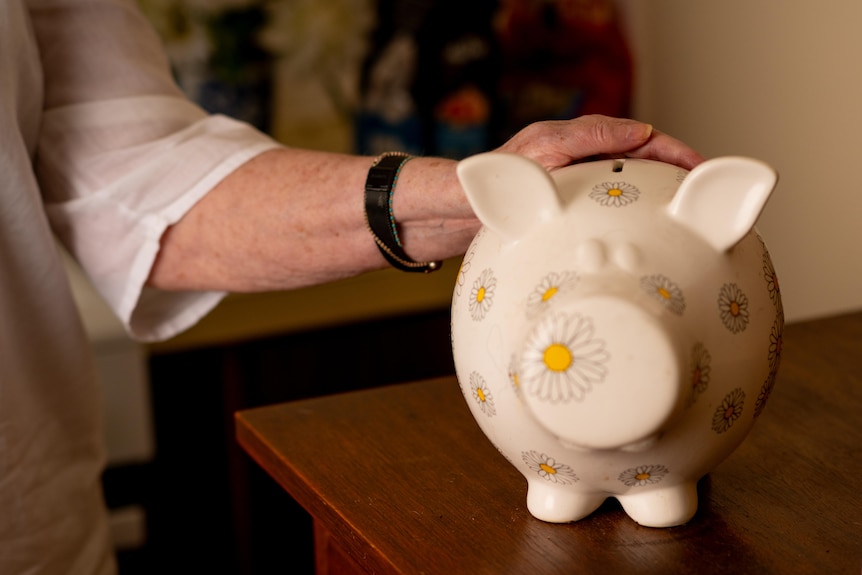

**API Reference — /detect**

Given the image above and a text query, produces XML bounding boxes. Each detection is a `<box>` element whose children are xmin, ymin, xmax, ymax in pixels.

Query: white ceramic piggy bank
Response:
<box><xmin>450</xmin><ymin>153</ymin><xmax>782</xmax><ymax>527</ymax></box>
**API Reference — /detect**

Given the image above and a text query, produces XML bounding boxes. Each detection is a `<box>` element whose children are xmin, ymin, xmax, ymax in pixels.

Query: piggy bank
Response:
<box><xmin>450</xmin><ymin>153</ymin><xmax>782</xmax><ymax>527</ymax></box>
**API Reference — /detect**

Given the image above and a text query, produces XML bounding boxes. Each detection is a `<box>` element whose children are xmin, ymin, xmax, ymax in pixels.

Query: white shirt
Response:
<box><xmin>2</xmin><ymin>1</ymin><xmax>280</xmax><ymax>572</ymax></box>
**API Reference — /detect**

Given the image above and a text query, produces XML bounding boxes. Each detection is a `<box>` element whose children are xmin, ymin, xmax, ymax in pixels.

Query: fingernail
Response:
<box><xmin>628</xmin><ymin>123</ymin><xmax>653</xmax><ymax>142</ymax></box>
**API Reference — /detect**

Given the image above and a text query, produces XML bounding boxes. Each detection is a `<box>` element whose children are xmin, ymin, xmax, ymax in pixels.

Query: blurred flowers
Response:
<box><xmin>137</xmin><ymin>0</ymin><xmax>375</xmax><ymax>144</ymax></box>
<box><xmin>138</xmin><ymin>0</ymin><xmax>265</xmax><ymax>84</ymax></box>
<box><xmin>258</xmin><ymin>0</ymin><xmax>373</xmax><ymax>80</ymax></box>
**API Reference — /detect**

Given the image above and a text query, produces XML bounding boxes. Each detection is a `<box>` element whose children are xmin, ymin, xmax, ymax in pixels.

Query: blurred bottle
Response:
<box><xmin>414</xmin><ymin>0</ymin><xmax>501</xmax><ymax>159</ymax></box>
<box><xmin>356</xmin><ymin>0</ymin><xmax>501</xmax><ymax>159</ymax></box>
<box><xmin>355</xmin><ymin>0</ymin><xmax>431</xmax><ymax>156</ymax></box>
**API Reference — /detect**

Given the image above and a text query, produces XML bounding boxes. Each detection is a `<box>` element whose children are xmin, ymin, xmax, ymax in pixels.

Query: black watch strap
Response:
<box><xmin>364</xmin><ymin>153</ymin><xmax>442</xmax><ymax>273</ymax></box>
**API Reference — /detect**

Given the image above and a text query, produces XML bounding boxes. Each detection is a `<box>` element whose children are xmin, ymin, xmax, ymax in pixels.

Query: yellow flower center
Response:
<box><xmin>476</xmin><ymin>286</ymin><xmax>486</xmax><ymax>303</ymax></box>
<box><xmin>476</xmin><ymin>387</ymin><xmax>486</xmax><ymax>402</ymax></box>
<box><xmin>635</xmin><ymin>472</ymin><xmax>651</xmax><ymax>481</ymax></box>
<box><xmin>730</xmin><ymin>301</ymin><xmax>740</xmax><ymax>316</ymax></box>
<box><xmin>608</xmin><ymin>188</ymin><xmax>623</xmax><ymax>197</ymax></box>
<box><xmin>541</xmin><ymin>286</ymin><xmax>559</xmax><ymax>302</ymax></box>
<box><xmin>539</xmin><ymin>463</ymin><xmax>558</xmax><ymax>475</ymax></box>
<box><xmin>543</xmin><ymin>343</ymin><xmax>573</xmax><ymax>372</ymax></box>
<box><xmin>657</xmin><ymin>287</ymin><xmax>672</xmax><ymax>300</ymax></box>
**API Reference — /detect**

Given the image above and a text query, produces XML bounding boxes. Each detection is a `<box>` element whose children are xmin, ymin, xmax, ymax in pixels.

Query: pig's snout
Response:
<box><xmin>518</xmin><ymin>295</ymin><xmax>683</xmax><ymax>451</ymax></box>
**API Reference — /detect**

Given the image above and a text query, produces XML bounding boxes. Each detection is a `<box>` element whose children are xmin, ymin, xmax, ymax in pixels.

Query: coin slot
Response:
<box><xmin>612</xmin><ymin>159</ymin><xmax>625</xmax><ymax>173</ymax></box>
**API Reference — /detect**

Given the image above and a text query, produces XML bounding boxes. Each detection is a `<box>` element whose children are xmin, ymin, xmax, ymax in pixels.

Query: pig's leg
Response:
<box><xmin>615</xmin><ymin>482</ymin><xmax>698</xmax><ymax>527</ymax></box>
<box><xmin>525</xmin><ymin>480</ymin><xmax>606</xmax><ymax>523</ymax></box>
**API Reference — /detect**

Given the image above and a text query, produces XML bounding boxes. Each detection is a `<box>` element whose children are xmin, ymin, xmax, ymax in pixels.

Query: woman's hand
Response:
<box><xmin>498</xmin><ymin>114</ymin><xmax>704</xmax><ymax>172</ymax></box>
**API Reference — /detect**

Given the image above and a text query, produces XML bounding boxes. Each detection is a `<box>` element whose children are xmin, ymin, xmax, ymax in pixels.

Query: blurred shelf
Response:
<box><xmin>147</xmin><ymin>257</ymin><xmax>462</xmax><ymax>354</ymax></box>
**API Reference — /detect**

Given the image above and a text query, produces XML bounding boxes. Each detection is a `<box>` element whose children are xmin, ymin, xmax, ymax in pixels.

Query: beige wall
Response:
<box><xmin>618</xmin><ymin>1</ymin><xmax>862</xmax><ymax>323</ymax></box>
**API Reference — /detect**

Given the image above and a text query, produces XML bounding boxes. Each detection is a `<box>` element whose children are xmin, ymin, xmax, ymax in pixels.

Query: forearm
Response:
<box><xmin>147</xmin><ymin>148</ymin><xmax>477</xmax><ymax>292</ymax></box>
<box><xmin>147</xmin><ymin>115</ymin><xmax>704</xmax><ymax>294</ymax></box>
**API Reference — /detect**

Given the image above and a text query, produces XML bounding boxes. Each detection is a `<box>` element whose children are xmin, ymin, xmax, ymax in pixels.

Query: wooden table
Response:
<box><xmin>236</xmin><ymin>311</ymin><xmax>862</xmax><ymax>574</ymax></box>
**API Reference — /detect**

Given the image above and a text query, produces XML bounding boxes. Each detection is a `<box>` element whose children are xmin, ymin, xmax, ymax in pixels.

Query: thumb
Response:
<box><xmin>562</xmin><ymin>115</ymin><xmax>654</xmax><ymax>157</ymax></box>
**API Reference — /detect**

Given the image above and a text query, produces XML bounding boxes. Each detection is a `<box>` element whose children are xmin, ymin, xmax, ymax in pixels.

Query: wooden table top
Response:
<box><xmin>236</xmin><ymin>311</ymin><xmax>862</xmax><ymax>574</ymax></box>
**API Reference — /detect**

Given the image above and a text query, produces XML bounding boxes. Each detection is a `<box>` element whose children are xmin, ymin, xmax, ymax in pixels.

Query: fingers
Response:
<box><xmin>624</xmin><ymin>128</ymin><xmax>705</xmax><ymax>170</ymax></box>
<box><xmin>497</xmin><ymin>114</ymin><xmax>703</xmax><ymax>171</ymax></box>
<box><xmin>497</xmin><ymin>115</ymin><xmax>651</xmax><ymax>169</ymax></box>
<box><xmin>554</xmin><ymin>115</ymin><xmax>656</xmax><ymax>158</ymax></box>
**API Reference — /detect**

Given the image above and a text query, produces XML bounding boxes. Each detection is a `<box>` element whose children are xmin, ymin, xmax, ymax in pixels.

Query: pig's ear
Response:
<box><xmin>668</xmin><ymin>156</ymin><xmax>778</xmax><ymax>252</ymax></box>
<box><xmin>457</xmin><ymin>152</ymin><xmax>561</xmax><ymax>242</ymax></box>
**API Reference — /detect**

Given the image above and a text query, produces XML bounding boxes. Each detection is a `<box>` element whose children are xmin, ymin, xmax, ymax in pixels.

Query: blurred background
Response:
<box><xmin>65</xmin><ymin>1</ymin><xmax>861</xmax><ymax>573</ymax></box>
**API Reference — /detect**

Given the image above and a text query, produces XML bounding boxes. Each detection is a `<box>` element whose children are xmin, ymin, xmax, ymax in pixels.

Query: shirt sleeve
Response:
<box><xmin>29</xmin><ymin>0</ymin><xmax>283</xmax><ymax>342</ymax></box>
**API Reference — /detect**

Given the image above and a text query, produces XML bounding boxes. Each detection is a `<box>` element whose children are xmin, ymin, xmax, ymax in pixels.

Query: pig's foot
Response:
<box><xmin>525</xmin><ymin>481</ymin><xmax>606</xmax><ymax>523</ymax></box>
<box><xmin>616</xmin><ymin>482</ymin><xmax>698</xmax><ymax>527</ymax></box>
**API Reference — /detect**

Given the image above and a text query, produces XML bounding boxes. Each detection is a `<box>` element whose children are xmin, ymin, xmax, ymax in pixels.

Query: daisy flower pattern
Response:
<box><xmin>526</xmin><ymin>271</ymin><xmax>579</xmax><ymax>316</ymax></box>
<box><xmin>469</xmin><ymin>268</ymin><xmax>497</xmax><ymax>321</ymax></box>
<box><xmin>718</xmin><ymin>283</ymin><xmax>749</xmax><ymax>333</ymax></box>
<box><xmin>687</xmin><ymin>342</ymin><xmax>711</xmax><ymax>406</ymax></box>
<box><xmin>618</xmin><ymin>464</ymin><xmax>669</xmax><ymax>487</ymax></box>
<box><xmin>754</xmin><ymin>373</ymin><xmax>776</xmax><ymax>418</ymax></box>
<box><xmin>469</xmin><ymin>371</ymin><xmax>496</xmax><ymax>417</ymax></box>
<box><xmin>712</xmin><ymin>388</ymin><xmax>746</xmax><ymax>433</ymax></box>
<box><xmin>763</xmin><ymin>252</ymin><xmax>781</xmax><ymax>308</ymax></box>
<box><xmin>768</xmin><ymin>316</ymin><xmax>784</xmax><ymax>373</ymax></box>
<box><xmin>641</xmin><ymin>274</ymin><xmax>686</xmax><ymax>315</ymax></box>
<box><xmin>507</xmin><ymin>355</ymin><xmax>522</xmax><ymax>397</ymax></box>
<box><xmin>520</xmin><ymin>312</ymin><xmax>610</xmax><ymax>404</ymax></box>
<box><xmin>590</xmin><ymin>181</ymin><xmax>640</xmax><ymax>207</ymax></box>
<box><xmin>522</xmin><ymin>450</ymin><xmax>579</xmax><ymax>485</ymax></box>
<box><xmin>454</xmin><ymin>244</ymin><xmax>475</xmax><ymax>299</ymax></box>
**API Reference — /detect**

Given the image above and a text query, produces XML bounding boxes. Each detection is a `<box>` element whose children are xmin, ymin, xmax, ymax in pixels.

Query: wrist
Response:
<box><xmin>390</xmin><ymin>156</ymin><xmax>467</xmax><ymax>222</ymax></box>
<box><xmin>364</xmin><ymin>152</ymin><xmax>443</xmax><ymax>273</ymax></box>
